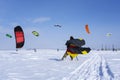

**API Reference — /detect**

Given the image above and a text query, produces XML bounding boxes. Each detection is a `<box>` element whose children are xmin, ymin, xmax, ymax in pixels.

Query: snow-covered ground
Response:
<box><xmin>0</xmin><ymin>49</ymin><xmax>120</xmax><ymax>80</ymax></box>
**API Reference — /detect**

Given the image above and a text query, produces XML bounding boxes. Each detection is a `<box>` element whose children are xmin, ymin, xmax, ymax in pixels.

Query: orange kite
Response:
<box><xmin>85</xmin><ymin>24</ymin><xmax>90</xmax><ymax>34</ymax></box>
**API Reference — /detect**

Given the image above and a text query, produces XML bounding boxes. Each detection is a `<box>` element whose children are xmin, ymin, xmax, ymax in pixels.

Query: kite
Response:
<box><xmin>32</xmin><ymin>31</ymin><xmax>39</xmax><ymax>37</ymax></box>
<box><xmin>85</xmin><ymin>24</ymin><xmax>90</xmax><ymax>34</ymax></box>
<box><xmin>106</xmin><ymin>33</ymin><xmax>112</xmax><ymax>37</ymax></box>
<box><xmin>54</xmin><ymin>24</ymin><xmax>62</xmax><ymax>28</ymax></box>
<box><xmin>14</xmin><ymin>26</ymin><xmax>25</xmax><ymax>48</ymax></box>
<box><xmin>6</xmin><ymin>34</ymin><xmax>12</xmax><ymax>38</ymax></box>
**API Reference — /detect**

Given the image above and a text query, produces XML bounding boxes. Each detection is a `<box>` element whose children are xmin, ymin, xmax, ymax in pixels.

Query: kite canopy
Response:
<box><xmin>85</xmin><ymin>24</ymin><xmax>90</xmax><ymax>34</ymax></box>
<box><xmin>14</xmin><ymin>26</ymin><xmax>25</xmax><ymax>48</ymax></box>
<box><xmin>106</xmin><ymin>33</ymin><xmax>112</xmax><ymax>37</ymax></box>
<box><xmin>6</xmin><ymin>34</ymin><xmax>12</xmax><ymax>38</ymax></box>
<box><xmin>32</xmin><ymin>31</ymin><xmax>39</xmax><ymax>37</ymax></box>
<box><xmin>54</xmin><ymin>24</ymin><xmax>61</xmax><ymax>28</ymax></box>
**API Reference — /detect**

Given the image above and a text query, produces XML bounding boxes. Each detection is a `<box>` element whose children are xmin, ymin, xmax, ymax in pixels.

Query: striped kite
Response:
<box><xmin>14</xmin><ymin>26</ymin><xmax>25</xmax><ymax>48</ymax></box>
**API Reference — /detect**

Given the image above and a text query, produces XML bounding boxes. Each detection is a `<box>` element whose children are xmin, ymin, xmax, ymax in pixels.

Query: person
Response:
<box><xmin>61</xmin><ymin>36</ymin><xmax>91</xmax><ymax>60</ymax></box>
<box><xmin>61</xmin><ymin>36</ymin><xmax>75</xmax><ymax>60</ymax></box>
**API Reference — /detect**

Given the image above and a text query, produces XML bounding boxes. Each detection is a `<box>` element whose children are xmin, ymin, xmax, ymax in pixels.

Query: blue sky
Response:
<box><xmin>0</xmin><ymin>0</ymin><xmax>120</xmax><ymax>50</ymax></box>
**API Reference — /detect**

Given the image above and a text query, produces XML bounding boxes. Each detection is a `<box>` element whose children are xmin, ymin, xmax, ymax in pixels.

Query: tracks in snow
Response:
<box><xmin>62</xmin><ymin>54</ymin><xmax>114</xmax><ymax>80</ymax></box>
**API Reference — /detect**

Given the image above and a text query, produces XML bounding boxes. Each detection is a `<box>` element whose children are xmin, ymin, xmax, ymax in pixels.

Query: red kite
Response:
<box><xmin>14</xmin><ymin>26</ymin><xmax>25</xmax><ymax>48</ymax></box>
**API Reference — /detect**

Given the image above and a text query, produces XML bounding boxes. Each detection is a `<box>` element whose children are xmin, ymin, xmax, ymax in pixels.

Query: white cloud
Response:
<box><xmin>33</xmin><ymin>17</ymin><xmax>51</xmax><ymax>23</ymax></box>
<box><xmin>10</xmin><ymin>22</ymin><xmax>20</xmax><ymax>27</ymax></box>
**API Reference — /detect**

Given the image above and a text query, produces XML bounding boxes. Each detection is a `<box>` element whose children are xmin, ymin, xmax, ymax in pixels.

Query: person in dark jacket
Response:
<box><xmin>61</xmin><ymin>36</ymin><xmax>75</xmax><ymax>60</ymax></box>
<box><xmin>61</xmin><ymin>36</ymin><xmax>91</xmax><ymax>60</ymax></box>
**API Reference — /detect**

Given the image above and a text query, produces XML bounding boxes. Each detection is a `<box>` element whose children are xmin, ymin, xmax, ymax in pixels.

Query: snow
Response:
<box><xmin>0</xmin><ymin>49</ymin><xmax>120</xmax><ymax>80</ymax></box>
